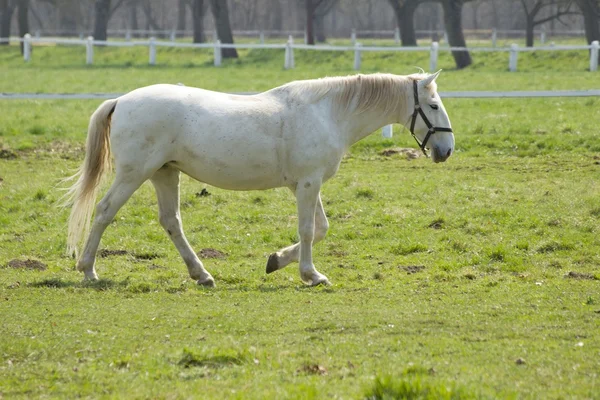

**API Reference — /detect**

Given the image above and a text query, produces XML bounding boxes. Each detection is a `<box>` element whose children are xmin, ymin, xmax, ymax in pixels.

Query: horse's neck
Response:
<box><xmin>341</xmin><ymin>102</ymin><xmax>410</xmax><ymax>147</ymax></box>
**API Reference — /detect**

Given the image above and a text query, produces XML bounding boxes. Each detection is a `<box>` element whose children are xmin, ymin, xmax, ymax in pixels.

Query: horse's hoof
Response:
<box><xmin>311</xmin><ymin>278</ymin><xmax>331</xmax><ymax>287</ymax></box>
<box><xmin>82</xmin><ymin>272</ymin><xmax>99</xmax><ymax>281</ymax></box>
<box><xmin>197</xmin><ymin>277</ymin><xmax>216</xmax><ymax>288</ymax></box>
<box><xmin>266</xmin><ymin>253</ymin><xmax>279</xmax><ymax>274</ymax></box>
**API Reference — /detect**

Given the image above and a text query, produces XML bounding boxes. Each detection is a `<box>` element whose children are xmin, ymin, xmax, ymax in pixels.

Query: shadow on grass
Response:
<box><xmin>28</xmin><ymin>278</ymin><xmax>125</xmax><ymax>290</ymax></box>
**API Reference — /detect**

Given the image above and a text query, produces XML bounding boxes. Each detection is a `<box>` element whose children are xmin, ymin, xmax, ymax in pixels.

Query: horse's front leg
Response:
<box><xmin>266</xmin><ymin>193</ymin><xmax>328</xmax><ymax>273</ymax></box>
<box><xmin>293</xmin><ymin>179</ymin><xmax>330</xmax><ymax>286</ymax></box>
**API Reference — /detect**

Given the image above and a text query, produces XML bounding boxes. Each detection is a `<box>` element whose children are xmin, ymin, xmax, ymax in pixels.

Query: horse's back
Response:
<box><xmin>108</xmin><ymin>84</ymin><xmax>291</xmax><ymax>190</ymax></box>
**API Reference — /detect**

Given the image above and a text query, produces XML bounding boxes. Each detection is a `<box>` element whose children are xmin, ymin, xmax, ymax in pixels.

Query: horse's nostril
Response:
<box><xmin>446</xmin><ymin>148</ymin><xmax>452</xmax><ymax>157</ymax></box>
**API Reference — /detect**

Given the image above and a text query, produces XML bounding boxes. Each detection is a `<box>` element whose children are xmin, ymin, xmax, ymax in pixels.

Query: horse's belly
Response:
<box><xmin>172</xmin><ymin>140</ymin><xmax>285</xmax><ymax>190</ymax></box>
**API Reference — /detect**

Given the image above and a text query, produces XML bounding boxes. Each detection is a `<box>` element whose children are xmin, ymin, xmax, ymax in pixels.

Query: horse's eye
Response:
<box><xmin>429</xmin><ymin>104</ymin><xmax>439</xmax><ymax>110</ymax></box>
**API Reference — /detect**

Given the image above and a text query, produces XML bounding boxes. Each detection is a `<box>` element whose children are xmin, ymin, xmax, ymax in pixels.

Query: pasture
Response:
<box><xmin>1</xmin><ymin>44</ymin><xmax>599</xmax><ymax>398</ymax></box>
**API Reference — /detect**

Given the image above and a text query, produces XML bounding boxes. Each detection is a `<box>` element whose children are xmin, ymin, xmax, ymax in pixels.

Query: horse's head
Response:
<box><xmin>406</xmin><ymin>71</ymin><xmax>454</xmax><ymax>163</ymax></box>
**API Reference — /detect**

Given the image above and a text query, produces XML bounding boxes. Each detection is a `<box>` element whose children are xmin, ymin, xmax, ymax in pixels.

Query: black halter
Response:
<box><xmin>409</xmin><ymin>80</ymin><xmax>453</xmax><ymax>157</ymax></box>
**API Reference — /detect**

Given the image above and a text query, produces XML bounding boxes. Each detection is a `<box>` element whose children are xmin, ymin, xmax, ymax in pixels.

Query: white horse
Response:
<box><xmin>65</xmin><ymin>71</ymin><xmax>454</xmax><ymax>287</ymax></box>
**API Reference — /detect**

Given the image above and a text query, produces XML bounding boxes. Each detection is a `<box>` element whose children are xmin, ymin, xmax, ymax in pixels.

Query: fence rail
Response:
<box><xmin>5</xmin><ymin>34</ymin><xmax>599</xmax><ymax>73</ymax></box>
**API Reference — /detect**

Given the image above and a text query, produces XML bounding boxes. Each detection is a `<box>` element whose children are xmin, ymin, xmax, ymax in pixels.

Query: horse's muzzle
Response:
<box><xmin>431</xmin><ymin>146</ymin><xmax>453</xmax><ymax>163</ymax></box>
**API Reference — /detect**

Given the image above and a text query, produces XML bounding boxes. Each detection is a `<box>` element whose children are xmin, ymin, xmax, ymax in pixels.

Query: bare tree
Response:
<box><xmin>177</xmin><ymin>0</ymin><xmax>186</xmax><ymax>35</ymax></box>
<box><xmin>440</xmin><ymin>0</ymin><xmax>473</xmax><ymax>68</ymax></box>
<box><xmin>387</xmin><ymin>0</ymin><xmax>421</xmax><ymax>46</ymax></box>
<box><xmin>519</xmin><ymin>0</ymin><xmax>576</xmax><ymax>46</ymax></box>
<box><xmin>0</xmin><ymin>0</ymin><xmax>17</xmax><ymax>45</ymax></box>
<box><xmin>192</xmin><ymin>0</ymin><xmax>206</xmax><ymax>43</ymax></box>
<box><xmin>209</xmin><ymin>0</ymin><xmax>237</xmax><ymax>58</ymax></box>
<box><xmin>305</xmin><ymin>0</ymin><xmax>315</xmax><ymax>44</ymax></box>
<box><xmin>18</xmin><ymin>0</ymin><xmax>29</xmax><ymax>53</ymax></box>
<box><xmin>576</xmin><ymin>0</ymin><xmax>599</xmax><ymax>64</ymax></box>
<box><xmin>314</xmin><ymin>0</ymin><xmax>338</xmax><ymax>42</ymax></box>
<box><xmin>94</xmin><ymin>0</ymin><xmax>111</xmax><ymax>40</ymax></box>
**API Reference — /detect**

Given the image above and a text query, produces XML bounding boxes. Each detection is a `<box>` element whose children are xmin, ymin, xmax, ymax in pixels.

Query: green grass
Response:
<box><xmin>1</xmin><ymin>47</ymin><xmax>600</xmax><ymax>398</ymax></box>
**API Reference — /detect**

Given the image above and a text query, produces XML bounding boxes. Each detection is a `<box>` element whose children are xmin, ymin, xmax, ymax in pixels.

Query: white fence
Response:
<box><xmin>8</xmin><ymin>34</ymin><xmax>599</xmax><ymax>73</ymax></box>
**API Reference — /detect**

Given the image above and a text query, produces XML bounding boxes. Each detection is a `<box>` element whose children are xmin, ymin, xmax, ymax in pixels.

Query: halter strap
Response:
<box><xmin>409</xmin><ymin>80</ymin><xmax>453</xmax><ymax>157</ymax></box>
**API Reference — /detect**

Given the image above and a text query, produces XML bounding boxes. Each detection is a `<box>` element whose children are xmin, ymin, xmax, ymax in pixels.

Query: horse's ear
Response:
<box><xmin>419</xmin><ymin>70</ymin><xmax>442</xmax><ymax>88</ymax></box>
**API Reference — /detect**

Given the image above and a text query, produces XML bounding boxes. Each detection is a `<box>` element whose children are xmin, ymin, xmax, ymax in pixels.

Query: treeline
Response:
<box><xmin>1</xmin><ymin>0</ymin><xmax>599</xmax><ymax>68</ymax></box>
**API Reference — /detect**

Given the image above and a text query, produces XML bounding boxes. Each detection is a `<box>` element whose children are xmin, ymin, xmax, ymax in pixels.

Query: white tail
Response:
<box><xmin>64</xmin><ymin>98</ymin><xmax>118</xmax><ymax>259</ymax></box>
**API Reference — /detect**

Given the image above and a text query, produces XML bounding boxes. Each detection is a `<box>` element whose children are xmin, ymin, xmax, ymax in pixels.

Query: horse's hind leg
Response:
<box><xmin>77</xmin><ymin>172</ymin><xmax>147</xmax><ymax>280</ymax></box>
<box><xmin>266</xmin><ymin>192</ymin><xmax>329</xmax><ymax>275</ymax></box>
<box><xmin>150</xmin><ymin>165</ymin><xmax>215</xmax><ymax>287</ymax></box>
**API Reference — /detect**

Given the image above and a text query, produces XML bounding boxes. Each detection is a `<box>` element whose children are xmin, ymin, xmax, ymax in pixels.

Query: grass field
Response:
<box><xmin>1</xmin><ymin>44</ymin><xmax>599</xmax><ymax>399</ymax></box>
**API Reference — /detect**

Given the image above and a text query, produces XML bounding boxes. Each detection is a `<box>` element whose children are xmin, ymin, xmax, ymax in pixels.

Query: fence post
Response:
<box><xmin>149</xmin><ymin>36</ymin><xmax>156</xmax><ymax>65</ymax></box>
<box><xmin>394</xmin><ymin>27</ymin><xmax>400</xmax><ymax>44</ymax></box>
<box><xmin>86</xmin><ymin>36</ymin><xmax>94</xmax><ymax>65</ymax></box>
<box><xmin>509</xmin><ymin>43</ymin><xmax>518</xmax><ymax>72</ymax></box>
<box><xmin>284</xmin><ymin>35</ymin><xmax>295</xmax><ymax>69</ymax></box>
<box><xmin>353</xmin><ymin>42</ymin><xmax>362</xmax><ymax>70</ymax></box>
<box><xmin>540</xmin><ymin>29</ymin><xmax>546</xmax><ymax>45</ymax></box>
<box><xmin>213</xmin><ymin>29</ymin><xmax>218</xmax><ymax>42</ymax></box>
<box><xmin>259</xmin><ymin>31</ymin><xmax>265</xmax><ymax>44</ymax></box>
<box><xmin>23</xmin><ymin>33</ymin><xmax>31</xmax><ymax>62</ymax></box>
<box><xmin>443</xmin><ymin>31</ymin><xmax>448</xmax><ymax>44</ymax></box>
<box><xmin>125</xmin><ymin>29</ymin><xmax>131</xmax><ymax>41</ymax></box>
<box><xmin>429</xmin><ymin>41</ymin><xmax>439</xmax><ymax>72</ymax></box>
<box><xmin>382</xmin><ymin>124</ymin><xmax>393</xmax><ymax>138</ymax></box>
<box><xmin>214</xmin><ymin>40</ymin><xmax>222</xmax><ymax>67</ymax></box>
<box><xmin>491</xmin><ymin>28</ymin><xmax>497</xmax><ymax>47</ymax></box>
<box><xmin>590</xmin><ymin>41</ymin><xmax>599</xmax><ymax>72</ymax></box>
<box><xmin>170</xmin><ymin>29</ymin><xmax>176</xmax><ymax>42</ymax></box>
<box><xmin>35</xmin><ymin>30</ymin><xmax>40</xmax><ymax>39</ymax></box>
<box><xmin>351</xmin><ymin>29</ymin><xmax>356</xmax><ymax>45</ymax></box>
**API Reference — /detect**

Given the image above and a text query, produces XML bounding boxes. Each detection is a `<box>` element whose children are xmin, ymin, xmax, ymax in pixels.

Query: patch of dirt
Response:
<box><xmin>98</xmin><ymin>249</ymin><xmax>129</xmax><ymax>258</ymax></box>
<box><xmin>6</xmin><ymin>259</ymin><xmax>47</xmax><ymax>271</ymax></box>
<box><xmin>401</xmin><ymin>265</ymin><xmax>425</xmax><ymax>274</ymax></box>
<box><xmin>297</xmin><ymin>364</ymin><xmax>327</xmax><ymax>375</ymax></box>
<box><xmin>198</xmin><ymin>248</ymin><xmax>226</xmax><ymax>259</ymax></box>
<box><xmin>515</xmin><ymin>358</ymin><xmax>526</xmax><ymax>365</ymax></box>
<box><xmin>565</xmin><ymin>271</ymin><xmax>597</xmax><ymax>280</ymax></box>
<box><xmin>134</xmin><ymin>252</ymin><xmax>160</xmax><ymax>260</ymax></box>
<box><xmin>148</xmin><ymin>264</ymin><xmax>166</xmax><ymax>270</ymax></box>
<box><xmin>195</xmin><ymin>188</ymin><xmax>211</xmax><ymax>197</ymax></box>
<box><xmin>0</xmin><ymin>149</ymin><xmax>17</xmax><ymax>160</ymax></box>
<box><xmin>428</xmin><ymin>219</ymin><xmax>445</xmax><ymax>229</ymax></box>
<box><xmin>380</xmin><ymin>147</ymin><xmax>421</xmax><ymax>159</ymax></box>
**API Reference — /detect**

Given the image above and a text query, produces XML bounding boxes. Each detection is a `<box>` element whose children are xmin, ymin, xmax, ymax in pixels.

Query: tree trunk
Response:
<box><xmin>270</xmin><ymin>0</ymin><xmax>282</xmax><ymax>31</ymax></box>
<box><xmin>305</xmin><ymin>0</ymin><xmax>315</xmax><ymax>44</ymax></box>
<box><xmin>209</xmin><ymin>0</ymin><xmax>237</xmax><ymax>58</ymax></box>
<box><xmin>577</xmin><ymin>0</ymin><xmax>600</xmax><ymax>65</ymax></box>
<box><xmin>177</xmin><ymin>0</ymin><xmax>186</xmax><ymax>37</ymax></box>
<box><xmin>525</xmin><ymin>16</ymin><xmax>534</xmax><ymax>47</ymax></box>
<box><xmin>441</xmin><ymin>0</ymin><xmax>472</xmax><ymax>69</ymax></box>
<box><xmin>314</xmin><ymin>12</ymin><xmax>325</xmax><ymax>42</ymax></box>
<box><xmin>313</xmin><ymin>0</ymin><xmax>338</xmax><ymax>43</ymax></box>
<box><xmin>0</xmin><ymin>0</ymin><xmax>15</xmax><ymax>46</ymax></box>
<box><xmin>94</xmin><ymin>0</ymin><xmax>111</xmax><ymax>41</ymax></box>
<box><xmin>59</xmin><ymin>0</ymin><xmax>80</xmax><ymax>36</ymax></box>
<box><xmin>129</xmin><ymin>0</ymin><xmax>138</xmax><ymax>36</ymax></box>
<box><xmin>18</xmin><ymin>0</ymin><xmax>28</xmax><ymax>54</ymax></box>
<box><xmin>387</xmin><ymin>0</ymin><xmax>419</xmax><ymax>47</ymax></box>
<box><xmin>192</xmin><ymin>0</ymin><xmax>205</xmax><ymax>43</ymax></box>
<box><xmin>399</xmin><ymin>1</ymin><xmax>418</xmax><ymax>46</ymax></box>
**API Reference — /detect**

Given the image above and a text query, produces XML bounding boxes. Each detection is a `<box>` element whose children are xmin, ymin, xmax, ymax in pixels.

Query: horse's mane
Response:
<box><xmin>272</xmin><ymin>73</ymin><xmax>437</xmax><ymax>116</ymax></box>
